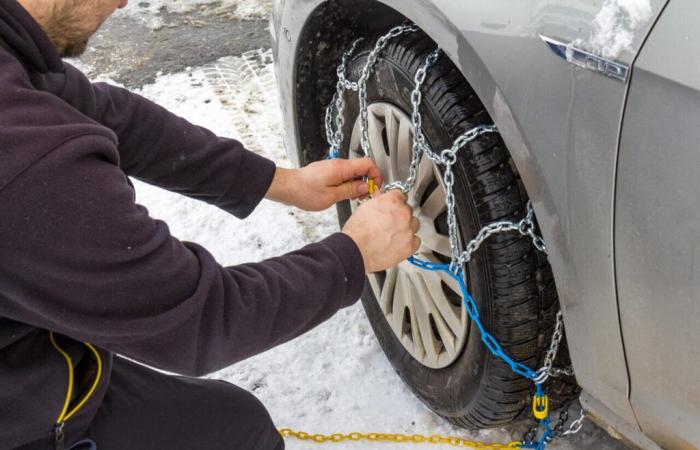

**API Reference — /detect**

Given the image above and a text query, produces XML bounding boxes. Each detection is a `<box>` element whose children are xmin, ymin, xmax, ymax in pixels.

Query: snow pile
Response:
<box><xmin>590</xmin><ymin>0</ymin><xmax>653</xmax><ymax>58</ymax></box>
<box><xmin>121</xmin><ymin>0</ymin><xmax>271</xmax><ymax>17</ymax></box>
<box><xmin>116</xmin><ymin>0</ymin><xmax>271</xmax><ymax>30</ymax></box>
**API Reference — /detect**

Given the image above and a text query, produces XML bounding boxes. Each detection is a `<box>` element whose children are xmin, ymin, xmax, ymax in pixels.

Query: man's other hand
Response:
<box><xmin>265</xmin><ymin>158</ymin><xmax>382</xmax><ymax>211</ymax></box>
<box><xmin>342</xmin><ymin>190</ymin><xmax>420</xmax><ymax>273</ymax></box>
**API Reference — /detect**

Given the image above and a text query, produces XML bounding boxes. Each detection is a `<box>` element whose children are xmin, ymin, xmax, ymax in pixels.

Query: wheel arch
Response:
<box><xmin>292</xmin><ymin>0</ymin><xmax>556</xmax><ymax>255</ymax></box>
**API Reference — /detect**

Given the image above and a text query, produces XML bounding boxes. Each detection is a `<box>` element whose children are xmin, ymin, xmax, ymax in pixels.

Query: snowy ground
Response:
<box><xmin>115</xmin><ymin>0</ymin><xmax>270</xmax><ymax>31</ymax></box>
<box><xmin>70</xmin><ymin>2</ymin><xmax>631</xmax><ymax>449</ymax></box>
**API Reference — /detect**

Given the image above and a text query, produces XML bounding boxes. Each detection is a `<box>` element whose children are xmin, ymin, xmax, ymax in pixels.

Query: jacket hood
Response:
<box><xmin>0</xmin><ymin>0</ymin><xmax>63</xmax><ymax>73</ymax></box>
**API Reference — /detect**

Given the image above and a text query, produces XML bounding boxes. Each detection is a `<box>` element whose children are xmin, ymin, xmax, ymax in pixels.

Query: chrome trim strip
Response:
<box><xmin>540</xmin><ymin>35</ymin><xmax>630</xmax><ymax>83</ymax></box>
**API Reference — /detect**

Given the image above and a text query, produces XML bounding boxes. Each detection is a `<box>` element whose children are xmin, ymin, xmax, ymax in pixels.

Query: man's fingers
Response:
<box><xmin>412</xmin><ymin>236</ymin><xmax>422</xmax><ymax>254</ymax></box>
<box><xmin>343</xmin><ymin>158</ymin><xmax>383</xmax><ymax>185</ymax></box>
<box><xmin>336</xmin><ymin>180</ymin><xmax>369</xmax><ymax>201</ymax></box>
<box><xmin>384</xmin><ymin>189</ymin><xmax>408</xmax><ymax>203</ymax></box>
<box><xmin>411</xmin><ymin>217</ymin><xmax>420</xmax><ymax>233</ymax></box>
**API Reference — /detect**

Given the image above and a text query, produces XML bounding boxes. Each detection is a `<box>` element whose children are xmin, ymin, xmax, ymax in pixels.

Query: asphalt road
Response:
<box><xmin>79</xmin><ymin>6</ymin><xmax>271</xmax><ymax>88</ymax></box>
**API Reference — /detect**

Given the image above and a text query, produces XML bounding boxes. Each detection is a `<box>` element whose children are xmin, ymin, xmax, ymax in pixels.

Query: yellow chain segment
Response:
<box><xmin>278</xmin><ymin>428</ymin><xmax>522</xmax><ymax>449</ymax></box>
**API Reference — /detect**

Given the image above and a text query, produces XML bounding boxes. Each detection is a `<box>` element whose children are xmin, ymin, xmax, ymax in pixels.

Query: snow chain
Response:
<box><xmin>282</xmin><ymin>24</ymin><xmax>586</xmax><ymax>449</ymax></box>
<box><xmin>278</xmin><ymin>429</ymin><xmax>521</xmax><ymax>449</ymax></box>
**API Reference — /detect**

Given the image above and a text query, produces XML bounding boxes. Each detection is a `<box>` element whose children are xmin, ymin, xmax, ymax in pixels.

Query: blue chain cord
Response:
<box><xmin>407</xmin><ymin>256</ymin><xmax>553</xmax><ymax>449</ymax></box>
<box><xmin>328</xmin><ymin>147</ymin><xmax>554</xmax><ymax>448</ymax></box>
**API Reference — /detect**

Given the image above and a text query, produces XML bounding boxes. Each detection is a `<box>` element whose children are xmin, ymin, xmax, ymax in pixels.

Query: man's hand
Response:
<box><xmin>265</xmin><ymin>158</ymin><xmax>382</xmax><ymax>211</ymax></box>
<box><xmin>342</xmin><ymin>190</ymin><xmax>420</xmax><ymax>273</ymax></box>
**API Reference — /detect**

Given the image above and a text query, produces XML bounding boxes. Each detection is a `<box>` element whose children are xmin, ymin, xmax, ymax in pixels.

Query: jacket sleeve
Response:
<box><xmin>62</xmin><ymin>63</ymin><xmax>276</xmax><ymax>219</ymax></box>
<box><xmin>0</xmin><ymin>134</ymin><xmax>365</xmax><ymax>376</ymax></box>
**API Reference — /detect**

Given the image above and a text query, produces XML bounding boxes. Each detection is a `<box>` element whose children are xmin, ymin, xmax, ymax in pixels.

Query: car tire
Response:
<box><xmin>334</xmin><ymin>30</ymin><xmax>576</xmax><ymax>429</ymax></box>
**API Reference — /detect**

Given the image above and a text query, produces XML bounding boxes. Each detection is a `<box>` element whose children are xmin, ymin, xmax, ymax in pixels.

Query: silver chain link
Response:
<box><xmin>562</xmin><ymin>408</ymin><xmax>587</xmax><ymax>436</ymax></box>
<box><xmin>324</xmin><ymin>24</ymin><xmax>583</xmax><ymax>438</ymax></box>
<box><xmin>326</xmin><ymin>38</ymin><xmax>364</xmax><ymax>156</ymax></box>
<box><xmin>358</xmin><ymin>25</ymin><xmax>418</xmax><ymax>156</ymax></box>
<box><xmin>534</xmin><ymin>310</ymin><xmax>567</xmax><ymax>385</ymax></box>
<box><xmin>383</xmin><ymin>48</ymin><xmax>442</xmax><ymax>194</ymax></box>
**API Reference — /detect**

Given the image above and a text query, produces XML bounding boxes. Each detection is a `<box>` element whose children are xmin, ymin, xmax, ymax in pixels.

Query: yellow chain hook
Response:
<box><xmin>532</xmin><ymin>394</ymin><xmax>550</xmax><ymax>421</ymax></box>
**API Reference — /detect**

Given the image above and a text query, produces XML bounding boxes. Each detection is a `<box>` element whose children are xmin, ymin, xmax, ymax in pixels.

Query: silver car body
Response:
<box><xmin>271</xmin><ymin>1</ymin><xmax>700</xmax><ymax>448</ymax></box>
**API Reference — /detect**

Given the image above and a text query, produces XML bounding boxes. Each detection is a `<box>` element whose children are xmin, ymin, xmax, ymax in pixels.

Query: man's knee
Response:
<box><xmin>208</xmin><ymin>380</ymin><xmax>284</xmax><ymax>449</ymax></box>
<box><xmin>88</xmin><ymin>360</ymin><xmax>285</xmax><ymax>450</ymax></box>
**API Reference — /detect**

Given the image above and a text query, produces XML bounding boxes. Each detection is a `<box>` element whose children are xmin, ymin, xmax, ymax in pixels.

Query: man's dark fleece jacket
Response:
<box><xmin>0</xmin><ymin>1</ymin><xmax>365</xmax><ymax>449</ymax></box>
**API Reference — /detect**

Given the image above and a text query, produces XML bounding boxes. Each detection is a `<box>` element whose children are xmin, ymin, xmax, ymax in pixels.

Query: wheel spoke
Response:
<box><xmin>367</xmin><ymin>111</ymin><xmax>392</xmax><ymax>179</ymax></box>
<box><xmin>396</xmin><ymin>272</ymin><xmax>426</xmax><ymax>357</ymax></box>
<box><xmin>348</xmin><ymin>120</ymin><xmax>363</xmax><ymax>158</ymax></box>
<box><xmin>419</xmin><ymin>230</ymin><xmax>451</xmax><ymax>258</ymax></box>
<box><xmin>411</xmin><ymin>154</ymin><xmax>434</xmax><ymax>205</ymax></box>
<box><xmin>397</xmin><ymin>121</ymin><xmax>412</xmax><ymax>171</ymax></box>
<box><xmin>388</xmin><ymin>112</ymin><xmax>412</xmax><ymax>181</ymax></box>
<box><xmin>405</xmin><ymin>273</ymin><xmax>434</xmax><ymax>360</ymax></box>
<box><xmin>378</xmin><ymin>267</ymin><xmax>399</xmax><ymax>314</ymax></box>
<box><xmin>422</xmin><ymin>270</ymin><xmax>464</xmax><ymax>343</ymax></box>
<box><xmin>421</xmin><ymin>184</ymin><xmax>447</xmax><ymax>219</ymax></box>
<box><xmin>384</xmin><ymin>106</ymin><xmax>400</xmax><ymax>157</ymax></box>
<box><xmin>391</xmin><ymin>271</ymin><xmax>410</xmax><ymax>338</ymax></box>
<box><xmin>436</xmin><ymin>268</ymin><xmax>463</xmax><ymax>297</ymax></box>
<box><xmin>409</xmin><ymin>273</ymin><xmax>446</xmax><ymax>362</ymax></box>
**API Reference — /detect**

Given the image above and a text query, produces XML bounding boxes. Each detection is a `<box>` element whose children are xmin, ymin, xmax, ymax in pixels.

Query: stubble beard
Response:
<box><xmin>40</xmin><ymin>2</ymin><xmax>94</xmax><ymax>58</ymax></box>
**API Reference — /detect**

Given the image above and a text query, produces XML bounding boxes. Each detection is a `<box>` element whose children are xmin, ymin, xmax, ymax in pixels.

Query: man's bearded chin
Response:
<box><xmin>44</xmin><ymin>25</ymin><xmax>91</xmax><ymax>57</ymax></box>
<box><xmin>41</xmin><ymin>9</ymin><xmax>93</xmax><ymax>57</ymax></box>
<box><xmin>61</xmin><ymin>38</ymin><xmax>89</xmax><ymax>58</ymax></box>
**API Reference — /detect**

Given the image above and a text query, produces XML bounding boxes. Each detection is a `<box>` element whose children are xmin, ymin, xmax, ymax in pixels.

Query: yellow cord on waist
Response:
<box><xmin>49</xmin><ymin>332</ymin><xmax>104</xmax><ymax>423</ymax></box>
<box><xmin>49</xmin><ymin>332</ymin><xmax>74</xmax><ymax>423</ymax></box>
<box><xmin>64</xmin><ymin>341</ymin><xmax>103</xmax><ymax>422</ymax></box>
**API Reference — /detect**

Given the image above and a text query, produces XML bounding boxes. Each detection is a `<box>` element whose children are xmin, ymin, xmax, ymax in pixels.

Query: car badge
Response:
<box><xmin>540</xmin><ymin>35</ymin><xmax>629</xmax><ymax>82</ymax></box>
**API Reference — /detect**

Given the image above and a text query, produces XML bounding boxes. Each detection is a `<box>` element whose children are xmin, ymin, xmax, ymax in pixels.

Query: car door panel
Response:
<box><xmin>616</xmin><ymin>0</ymin><xmax>700</xmax><ymax>447</ymax></box>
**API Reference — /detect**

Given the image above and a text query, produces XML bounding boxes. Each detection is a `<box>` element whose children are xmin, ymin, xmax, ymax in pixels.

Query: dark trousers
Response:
<box><xmin>83</xmin><ymin>357</ymin><xmax>285</xmax><ymax>450</ymax></box>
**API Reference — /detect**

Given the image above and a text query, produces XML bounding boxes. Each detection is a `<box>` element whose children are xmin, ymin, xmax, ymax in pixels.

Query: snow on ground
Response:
<box><xmin>122</xmin><ymin>49</ymin><xmax>585</xmax><ymax>450</ymax></box>
<box><xmin>116</xmin><ymin>0</ymin><xmax>271</xmax><ymax>29</ymax></box>
<box><xmin>589</xmin><ymin>0</ymin><xmax>653</xmax><ymax>58</ymax></box>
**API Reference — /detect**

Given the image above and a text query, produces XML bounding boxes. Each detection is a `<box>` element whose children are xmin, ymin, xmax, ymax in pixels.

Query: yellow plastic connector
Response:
<box><xmin>367</xmin><ymin>179</ymin><xmax>377</xmax><ymax>196</ymax></box>
<box><xmin>532</xmin><ymin>394</ymin><xmax>549</xmax><ymax>420</ymax></box>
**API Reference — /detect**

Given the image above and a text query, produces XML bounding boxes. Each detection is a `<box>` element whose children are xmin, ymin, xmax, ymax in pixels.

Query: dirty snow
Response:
<box><xmin>589</xmin><ymin>0</ymin><xmax>653</xmax><ymax>58</ymax></box>
<box><xmin>116</xmin><ymin>0</ymin><xmax>271</xmax><ymax>29</ymax></box>
<box><xmin>109</xmin><ymin>49</ymin><xmax>594</xmax><ymax>450</ymax></box>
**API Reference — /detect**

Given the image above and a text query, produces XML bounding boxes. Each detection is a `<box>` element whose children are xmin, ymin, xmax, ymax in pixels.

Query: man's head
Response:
<box><xmin>17</xmin><ymin>0</ymin><xmax>128</xmax><ymax>57</ymax></box>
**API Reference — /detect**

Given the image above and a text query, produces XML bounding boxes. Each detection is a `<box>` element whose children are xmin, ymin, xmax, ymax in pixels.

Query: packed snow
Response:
<box><xmin>116</xmin><ymin>0</ymin><xmax>271</xmax><ymax>30</ymax></box>
<box><xmin>589</xmin><ymin>0</ymin><xmax>653</xmax><ymax>58</ymax></box>
<box><xmin>106</xmin><ymin>49</ymin><xmax>589</xmax><ymax>449</ymax></box>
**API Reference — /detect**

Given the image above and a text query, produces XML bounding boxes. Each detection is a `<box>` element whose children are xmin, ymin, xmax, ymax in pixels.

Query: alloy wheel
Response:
<box><xmin>348</xmin><ymin>102</ymin><xmax>469</xmax><ymax>369</ymax></box>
